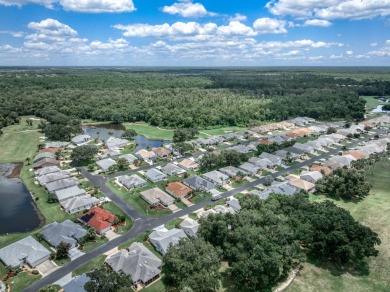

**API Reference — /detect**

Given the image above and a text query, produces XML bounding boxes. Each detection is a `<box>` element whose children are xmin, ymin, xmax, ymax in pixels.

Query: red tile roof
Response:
<box><xmin>79</xmin><ymin>206</ymin><xmax>116</xmax><ymax>232</ymax></box>
<box><xmin>166</xmin><ymin>182</ymin><xmax>192</xmax><ymax>197</ymax></box>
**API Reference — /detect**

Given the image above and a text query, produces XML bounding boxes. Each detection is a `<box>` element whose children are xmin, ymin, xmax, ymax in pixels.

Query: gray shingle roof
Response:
<box><xmin>41</xmin><ymin>220</ymin><xmax>87</xmax><ymax>248</ymax></box>
<box><xmin>54</xmin><ymin>186</ymin><xmax>86</xmax><ymax>202</ymax></box>
<box><xmin>0</xmin><ymin>236</ymin><xmax>50</xmax><ymax>268</ymax></box>
<box><xmin>219</xmin><ymin>166</ymin><xmax>245</xmax><ymax>177</ymax></box>
<box><xmin>60</xmin><ymin>195</ymin><xmax>99</xmax><ymax>213</ymax></box>
<box><xmin>183</xmin><ymin>176</ymin><xmax>214</xmax><ymax>191</ymax></box>
<box><xmin>45</xmin><ymin>141</ymin><xmax>69</xmax><ymax>149</ymax></box>
<box><xmin>149</xmin><ymin>228</ymin><xmax>187</xmax><ymax>255</ymax></box>
<box><xmin>259</xmin><ymin>152</ymin><xmax>282</xmax><ymax>165</ymax></box>
<box><xmin>248</xmin><ymin>157</ymin><xmax>273</xmax><ymax>168</ymax></box>
<box><xmin>238</xmin><ymin>162</ymin><xmax>260</xmax><ymax>174</ymax></box>
<box><xmin>35</xmin><ymin>166</ymin><xmax>61</xmax><ymax>176</ymax></box>
<box><xmin>96</xmin><ymin>158</ymin><xmax>117</xmax><ymax>171</ymax></box>
<box><xmin>118</xmin><ymin>174</ymin><xmax>147</xmax><ymax>189</ymax></box>
<box><xmin>46</xmin><ymin>177</ymin><xmax>79</xmax><ymax>193</ymax></box>
<box><xmin>202</xmin><ymin>171</ymin><xmax>229</xmax><ymax>185</ymax></box>
<box><xmin>161</xmin><ymin>163</ymin><xmax>186</xmax><ymax>176</ymax></box>
<box><xmin>62</xmin><ymin>274</ymin><xmax>90</xmax><ymax>292</ymax></box>
<box><xmin>180</xmin><ymin>218</ymin><xmax>199</xmax><ymax>237</ymax></box>
<box><xmin>33</xmin><ymin>152</ymin><xmax>56</xmax><ymax>163</ymax></box>
<box><xmin>118</xmin><ymin>154</ymin><xmax>137</xmax><ymax>164</ymax></box>
<box><xmin>71</xmin><ymin>135</ymin><xmax>91</xmax><ymax>145</ymax></box>
<box><xmin>37</xmin><ymin>170</ymin><xmax>71</xmax><ymax>185</ymax></box>
<box><xmin>144</xmin><ymin>169</ymin><xmax>167</xmax><ymax>182</ymax></box>
<box><xmin>105</xmin><ymin>137</ymin><xmax>129</xmax><ymax>148</ymax></box>
<box><xmin>106</xmin><ymin>242</ymin><xmax>162</xmax><ymax>284</ymax></box>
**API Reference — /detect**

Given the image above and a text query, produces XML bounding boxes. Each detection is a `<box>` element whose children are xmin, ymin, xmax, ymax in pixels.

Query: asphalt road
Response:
<box><xmin>24</xmin><ymin>128</ymin><xmax>387</xmax><ymax>292</ymax></box>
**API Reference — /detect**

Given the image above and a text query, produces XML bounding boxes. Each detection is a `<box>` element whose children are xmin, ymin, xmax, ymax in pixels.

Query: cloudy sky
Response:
<box><xmin>0</xmin><ymin>0</ymin><xmax>389</xmax><ymax>66</ymax></box>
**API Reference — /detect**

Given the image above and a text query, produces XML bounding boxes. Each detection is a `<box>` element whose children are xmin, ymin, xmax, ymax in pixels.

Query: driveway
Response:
<box><xmin>68</xmin><ymin>248</ymin><xmax>85</xmax><ymax>261</ymax></box>
<box><xmin>36</xmin><ymin>260</ymin><xmax>59</xmax><ymax>276</ymax></box>
<box><xmin>105</xmin><ymin>230</ymin><xmax>120</xmax><ymax>241</ymax></box>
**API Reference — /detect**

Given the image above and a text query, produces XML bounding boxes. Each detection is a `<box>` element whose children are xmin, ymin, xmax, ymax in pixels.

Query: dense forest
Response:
<box><xmin>1</xmin><ymin>67</ymin><xmax>389</xmax><ymax>133</ymax></box>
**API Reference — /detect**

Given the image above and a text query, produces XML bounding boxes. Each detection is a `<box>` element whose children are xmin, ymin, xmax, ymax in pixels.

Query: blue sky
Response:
<box><xmin>0</xmin><ymin>0</ymin><xmax>389</xmax><ymax>66</ymax></box>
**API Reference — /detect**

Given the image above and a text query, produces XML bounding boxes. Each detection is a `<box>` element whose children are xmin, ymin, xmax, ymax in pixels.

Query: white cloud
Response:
<box><xmin>0</xmin><ymin>0</ymin><xmax>136</xmax><ymax>12</ymax></box>
<box><xmin>346</xmin><ymin>50</ymin><xmax>354</xmax><ymax>55</ymax></box>
<box><xmin>229</xmin><ymin>13</ymin><xmax>247</xmax><ymax>22</ymax></box>
<box><xmin>0</xmin><ymin>30</ymin><xmax>24</xmax><ymax>37</ymax></box>
<box><xmin>89</xmin><ymin>38</ymin><xmax>129</xmax><ymax>49</ymax></box>
<box><xmin>253</xmin><ymin>18</ymin><xmax>287</xmax><ymax>34</ymax></box>
<box><xmin>266</xmin><ymin>0</ymin><xmax>390</xmax><ymax>20</ymax></box>
<box><xmin>370</xmin><ymin>42</ymin><xmax>378</xmax><ymax>47</ymax></box>
<box><xmin>162</xmin><ymin>0</ymin><xmax>215</xmax><ymax>18</ymax></box>
<box><xmin>303</xmin><ymin>19</ymin><xmax>332</xmax><ymax>27</ymax></box>
<box><xmin>28</xmin><ymin>19</ymin><xmax>77</xmax><ymax>36</ymax></box>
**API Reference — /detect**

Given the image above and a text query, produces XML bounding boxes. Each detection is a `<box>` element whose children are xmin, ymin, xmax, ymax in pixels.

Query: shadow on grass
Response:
<box><xmin>307</xmin><ymin>255</ymin><xmax>370</xmax><ymax>277</ymax></box>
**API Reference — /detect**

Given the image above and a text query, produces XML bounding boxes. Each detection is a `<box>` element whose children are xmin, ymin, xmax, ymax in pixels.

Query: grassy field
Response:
<box><xmin>361</xmin><ymin>96</ymin><xmax>388</xmax><ymax>111</ymax></box>
<box><xmin>72</xmin><ymin>255</ymin><xmax>107</xmax><ymax>277</ymax></box>
<box><xmin>0</xmin><ymin>116</ymin><xmax>42</xmax><ymax>164</ymax></box>
<box><xmin>287</xmin><ymin>157</ymin><xmax>390</xmax><ymax>292</ymax></box>
<box><xmin>123</xmin><ymin>122</ymin><xmax>174</xmax><ymax>140</ymax></box>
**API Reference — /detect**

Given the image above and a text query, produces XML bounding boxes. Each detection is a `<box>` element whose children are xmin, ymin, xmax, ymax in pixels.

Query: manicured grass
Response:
<box><xmin>189</xmin><ymin>192</ymin><xmax>211</xmax><ymax>204</ymax></box>
<box><xmin>231</xmin><ymin>180</ymin><xmax>247</xmax><ymax>188</ymax></box>
<box><xmin>0</xmin><ymin>262</ymin><xmax>7</xmax><ymax>279</ymax></box>
<box><xmin>175</xmin><ymin>200</ymin><xmax>188</xmax><ymax>210</ymax></box>
<box><xmin>102</xmin><ymin>202</ymin><xmax>133</xmax><ymax>234</ymax></box>
<box><xmin>119</xmin><ymin>232</ymin><xmax>162</xmax><ymax>259</ymax></box>
<box><xmin>122</xmin><ymin>122</ymin><xmax>174</xmax><ymax>140</ymax></box>
<box><xmin>287</xmin><ymin>157</ymin><xmax>390</xmax><ymax>292</ymax></box>
<box><xmin>165</xmin><ymin>218</ymin><xmax>183</xmax><ymax>230</ymax></box>
<box><xmin>0</xmin><ymin>116</ymin><xmax>42</xmax><ymax>164</ymax></box>
<box><xmin>5</xmin><ymin>271</ymin><xmax>41</xmax><ymax>292</ymax></box>
<box><xmin>198</xmin><ymin>126</ymin><xmax>247</xmax><ymax>137</ymax></box>
<box><xmin>188</xmin><ymin>213</ymin><xmax>198</xmax><ymax>220</ymax></box>
<box><xmin>106</xmin><ymin>180</ymin><xmax>172</xmax><ymax>218</ymax></box>
<box><xmin>72</xmin><ymin>255</ymin><xmax>107</xmax><ymax>277</ymax></box>
<box><xmin>82</xmin><ymin>236</ymin><xmax>109</xmax><ymax>253</ymax></box>
<box><xmin>143</xmin><ymin>279</ymin><xmax>166</xmax><ymax>292</ymax></box>
<box><xmin>361</xmin><ymin>96</ymin><xmax>388</xmax><ymax>111</ymax></box>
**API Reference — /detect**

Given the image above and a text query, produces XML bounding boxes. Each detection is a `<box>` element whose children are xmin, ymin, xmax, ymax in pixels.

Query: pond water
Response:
<box><xmin>372</xmin><ymin>105</ymin><xmax>390</xmax><ymax>113</ymax></box>
<box><xmin>82</xmin><ymin>123</ymin><xmax>171</xmax><ymax>151</ymax></box>
<box><xmin>0</xmin><ymin>164</ymin><xmax>42</xmax><ymax>235</ymax></box>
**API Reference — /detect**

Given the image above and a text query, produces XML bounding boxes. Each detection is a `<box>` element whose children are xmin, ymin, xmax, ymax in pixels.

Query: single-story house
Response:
<box><xmin>60</xmin><ymin>195</ymin><xmax>99</xmax><ymax>214</ymax></box>
<box><xmin>37</xmin><ymin>170</ymin><xmax>71</xmax><ymax>186</ymax></box>
<box><xmin>183</xmin><ymin>176</ymin><xmax>215</xmax><ymax>191</ymax></box>
<box><xmin>274</xmin><ymin>150</ymin><xmax>300</xmax><ymax>160</ymax></box>
<box><xmin>269</xmin><ymin>181</ymin><xmax>299</xmax><ymax>196</ymax></box>
<box><xmin>310</xmin><ymin>165</ymin><xmax>332</xmax><ymax>175</ymax></box>
<box><xmin>106</xmin><ymin>242</ymin><xmax>162</xmax><ymax>287</ymax></box>
<box><xmin>98</xmin><ymin>148</ymin><xmax>121</xmax><ymax>160</ymax></box>
<box><xmin>118</xmin><ymin>154</ymin><xmax>137</xmax><ymax>165</ymax></box>
<box><xmin>62</xmin><ymin>274</ymin><xmax>90</xmax><ymax>292</ymax></box>
<box><xmin>46</xmin><ymin>177</ymin><xmax>79</xmax><ymax>193</ymax></box>
<box><xmin>35</xmin><ymin>166</ymin><xmax>61</xmax><ymax>176</ymax></box>
<box><xmin>140</xmin><ymin>188</ymin><xmax>174</xmax><ymax>207</ymax></box>
<box><xmin>227</xmin><ymin>198</ymin><xmax>241</xmax><ymax>212</ymax></box>
<box><xmin>135</xmin><ymin>149</ymin><xmax>156</xmax><ymax>162</ymax></box>
<box><xmin>324</xmin><ymin>155</ymin><xmax>355</xmax><ymax>169</ymax></box>
<box><xmin>251</xmin><ymin>189</ymin><xmax>272</xmax><ymax>200</ymax></box>
<box><xmin>300</xmin><ymin>171</ymin><xmax>323</xmax><ymax>184</ymax></box>
<box><xmin>41</xmin><ymin>220</ymin><xmax>87</xmax><ymax>248</ymax></box>
<box><xmin>342</xmin><ymin>151</ymin><xmax>366</xmax><ymax>160</ymax></box>
<box><xmin>305</xmin><ymin>140</ymin><xmax>323</xmax><ymax>150</ymax></box>
<box><xmin>316</xmin><ymin>137</ymin><xmax>335</xmax><ymax>147</ymax></box>
<box><xmin>180</xmin><ymin>218</ymin><xmax>200</xmax><ymax>237</ymax></box>
<box><xmin>166</xmin><ymin>182</ymin><xmax>192</xmax><ymax>198</ymax></box>
<box><xmin>288</xmin><ymin>177</ymin><xmax>316</xmax><ymax>192</ymax></box>
<box><xmin>0</xmin><ymin>236</ymin><xmax>50</xmax><ymax>268</ymax></box>
<box><xmin>259</xmin><ymin>152</ymin><xmax>282</xmax><ymax>166</ymax></box>
<box><xmin>238</xmin><ymin>162</ymin><xmax>260</xmax><ymax>175</ymax></box>
<box><xmin>54</xmin><ymin>186</ymin><xmax>86</xmax><ymax>202</ymax></box>
<box><xmin>282</xmin><ymin>147</ymin><xmax>306</xmax><ymax>157</ymax></box>
<box><xmin>118</xmin><ymin>174</ymin><xmax>147</xmax><ymax>189</ymax></box>
<box><xmin>149</xmin><ymin>228</ymin><xmax>188</xmax><ymax>255</ymax></box>
<box><xmin>78</xmin><ymin>206</ymin><xmax>116</xmax><ymax>234</ymax></box>
<box><xmin>161</xmin><ymin>163</ymin><xmax>186</xmax><ymax>176</ymax></box>
<box><xmin>144</xmin><ymin>168</ymin><xmax>167</xmax><ymax>183</ymax></box>
<box><xmin>71</xmin><ymin>134</ymin><xmax>91</xmax><ymax>146</ymax></box>
<box><xmin>214</xmin><ymin>205</ymin><xmax>235</xmax><ymax>214</ymax></box>
<box><xmin>33</xmin><ymin>158</ymin><xmax>60</xmax><ymax>169</ymax></box>
<box><xmin>268</xmin><ymin>135</ymin><xmax>292</xmax><ymax>144</ymax></box>
<box><xmin>227</xmin><ymin>145</ymin><xmax>252</xmax><ymax>154</ymax></box>
<box><xmin>152</xmin><ymin>147</ymin><xmax>171</xmax><ymax>158</ymax></box>
<box><xmin>96</xmin><ymin>158</ymin><xmax>117</xmax><ymax>172</ymax></box>
<box><xmin>178</xmin><ymin>158</ymin><xmax>199</xmax><ymax>170</ymax></box>
<box><xmin>33</xmin><ymin>152</ymin><xmax>56</xmax><ymax>163</ymax></box>
<box><xmin>202</xmin><ymin>170</ymin><xmax>229</xmax><ymax>186</ymax></box>
<box><xmin>219</xmin><ymin>166</ymin><xmax>246</xmax><ymax>177</ymax></box>
<box><xmin>199</xmin><ymin>209</ymin><xmax>217</xmax><ymax>218</ymax></box>
<box><xmin>45</xmin><ymin>141</ymin><xmax>69</xmax><ymax>149</ymax></box>
<box><xmin>248</xmin><ymin>157</ymin><xmax>273</xmax><ymax>168</ymax></box>
<box><xmin>105</xmin><ymin>137</ymin><xmax>129</xmax><ymax>149</ymax></box>
<box><xmin>359</xmin><ymin>144</ymin><xmax>385</xmax><ymax>154</ymax></box>
<box><xmin>293</xmin><ymin>143</ymin><xmax>315</xmax><ymax>154</ymax></box>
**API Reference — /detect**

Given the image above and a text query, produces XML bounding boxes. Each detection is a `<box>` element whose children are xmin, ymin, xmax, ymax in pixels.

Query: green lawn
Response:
<box><xmin>0</xmin><ymin>116</ymin><xmax>42</xmax><ymax>164</ymax></box>
<box><xmin>189</xmin><ymin>192</ymin><xmax>212</xmax><ymax>204</ymax></box>
<box><xmin>106</xmin><ymin>180</ymin><xmax>172</xmax><ymax>218</ymax></box>
<box><xmin>143</xmin><ymin>279</ymin><xmax>166</xmax><ymax>292</ymax></box>
<box><xmin>72</xmin><ymin>255</ymin><xmax>107</xmax><ymax>277</ymax></box>
<box><xmin>102</xmin><ymin>202</ymin><xmax>133</xmax><ymax>234</ymax></box>
<box><xmin>122</xmin><ymin>122</ymin><xmax>174</xmax><ymax>140</ymax></box>
<box><xmin>165</xmin><ymin>218</ymin><xmax>184</xmax><ymax>230</ymax></box>
<box><xmin>287</xmin><ymin>157</ymin><xmax>390</xmax><ymax>292</ymax></box>
<box><xmin>5</xmin><ymin>271</ymin><xmax>42</xmax><ymax>292</ymax></box>
<box><xmin>361</xmin><ymin>96</ymin><xmax>388</xmax><ymax>111</ymax></box>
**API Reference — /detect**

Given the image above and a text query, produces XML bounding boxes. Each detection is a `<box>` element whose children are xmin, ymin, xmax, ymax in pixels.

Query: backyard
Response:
<box><xmin>287</xmin><ymin>157</ymin><xmax>390</xmax><ymax>292</ymax></box>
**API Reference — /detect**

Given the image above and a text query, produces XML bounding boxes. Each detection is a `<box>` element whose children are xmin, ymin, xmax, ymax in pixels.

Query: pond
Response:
<box><xmin>372</xmin><ymin>105</ymin><xmax>390</xmax><ymax>113</ymax></box>
<box><xmin>82</xmin><ymin>123</ymin><xmax>171</xmax><ymax>151</ymax></box>
<box><xmin>0</xmin><ymin>164</ymin><xmax>42</xmax><ymax>235</ymax></box>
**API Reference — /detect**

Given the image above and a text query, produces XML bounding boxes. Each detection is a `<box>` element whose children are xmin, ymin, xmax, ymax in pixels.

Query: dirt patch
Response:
<box><xmin>9</xmin><ymin>163</ymin><xmax>23</xmax><ymax>178</ymax></box>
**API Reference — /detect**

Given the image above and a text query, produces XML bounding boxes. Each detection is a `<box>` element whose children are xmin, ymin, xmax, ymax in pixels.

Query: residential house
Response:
<box><xmin>310</xmin><ymin>165</ymin><xmax>332</xmax><ymax>175</ymax></box>
<box><xmin>35</xmin><ymin>166</ymin><xmax>61</xmax><ymax>176</ymax></box>
<box><xmin>300</xmin><ymin>171</ymin><xmax>323</xmax><ymax>184</ymax></box>
<box><xmin>71</xmin><ymin>135</ymin><xmax>91</xmax><ymax>146</ymax></box>
<box><xmin>135</xmin><ymin>149</ymin><xmax>156</xmax><ymax>162</ymax></box>
<box><xmin>0</xmin><ymin>236</ymin><xmax>50</xmax><ymax>268</ymax></box>
<box><xmin>248</xmin><ymin>157</ymin><xmax>273</xmax><ymax>168</ymax></box>
<box><xmin>180</xmin><ymin>218</ymin><xmax>200</xmax><ymax>237</ymax></box>
<box><xmin>98</xmin><ymin>148</ymin><xmax>121</xmax><ymax>159</ymax></box>
<box><xmin>293</xmin><ymin>143</ymin><xmax>315</xmax><ymax>154</ymax></box>
<box><xmin>269</xmin><ymin>181</ymin><xmax>299</xmax><ymax>196</ymax></box>
<box><xmin>33</xmin><ymin>158</ymin><xmax>60</xmax><ymax>169</ymax></box>
<box><xmin>324</xmin><ymin>155</ymin><xmax>355</xmax><ymax>169</ymax></box>
<box><xmin>342</xmin><ymin>151</ymin><xmax>366</xmax><ymax>160</ymax></box>
<box><xmin>149</xmin><ymin>228</ymin><xmax>188</xmax><ymax>255</ymax></box>
<box><xmin>288</xmin><ymin>177</ymin><xmax>316</xmax><ymax>192</ymax></box>
<box><xmin>106</xmin><ymin>137</ymin><xmax>129</xmax><ymax>149</ymax></box>
<box><xmin>37</xmin><ymin>170</ymin><xmax>71</xmax><ymax>186</ymax></box>
<box><xmin>96</xmin><ymin>158</ymin><xmax>117</xmax><ymax>172</ymax></box>
<box><xmin>78</xmin><ymin>206</ymin><xmax>116</xmax><ymax>234</ymax></box>
<box><xmin>118</xmin><ymin>175</ymin><xmax>147</xmax><ymax>189</ymax></box>
<box><xmin>316</xmin><ymin>137</ymin><xmax>335</xmax><ymax>147</ymax></box>
<box><xmin>202</xmin><ymin>170</ymin><xmax>229</xmax><ymax>186</ymax></box>
<box><xmin>118</xmin><ymin>154</ymin><xmax>137</xmax><ymax>165</ymax></box>
<box><xmin>60</xmin><ymin>195</ymin><xmax>99</xmax><ymax>214</ymax></box>
<box><xmin>140</xmin><ymin>188</ymin><xmax>174</xmax><ymax>207</ymax></box>
<box><xmin>45</xmin><ymin>141</ymin><xmax>69</xmax><ymax>149</ymax></box>
<box><xmin>54</xmin><ymin>186</ymin><xmax>86</xmax><ymax>202</ymax></box>
<box><xmin>282</xmin><ymin>147</ymin><xmax>306</xmax><ymax>158</ymax></box>
<box><xmin>144</xmin><ymin>168</ymin><xmax>167</xmax><ymax>183</ymax></box>
<box><xmin>106</xmin><ymin>242</ymin><xmax>162</xmax><ymax>287</ymax></box>
<box><xmin>183</xmin><ymin>176</ymin><xmax>214</xmax><ymax>191</ymax></box>
<box><xmin>274</xmin><ymin>149</ymin><xmax>300</xmax><ymax>160</ymax></box>
<box><xmin>166</xmin><ymin>182</ymin><xmax>192</xmax><ymax>199</ymax></box>
<box><xmin>214</xmin><ymin>205</ymin><xmax>235</xmax><ymax>214</ymax></box>
<box><xmin>33</xmin><ymin>152</ymin><xmax>56</xmax><ymax>163</ymax></box>
<box><xmin>62</xmin><ymin>274</ymin><xmax>90</xmax><ymax>292</ymax></box>
<box><xmin>227</xmin><ymin>144</ymin><xmax>252</xmax><ymax>154</ymax></box>
<box><xmin>305</xmin><ymin>140</ymin><xmax>323</xmax><ymax>150</ymax></box>
<box><xmin>46</xmin><ymin>177</ymin><xmax>79</xmax><ymax>193</ymax></box>
<box><xmin>178</xmin><ymin>158</ymin><xmax>199</xmax><ymax>171</ymax></box>
<box><xmin>227</xmin><ymin>197</ymin><xmax>241</xmax><ymax>212</ymax></box>
<box><xmin>152</xmin><ymin>147</ymin><xmax>171</xmax><ymax>158</ymax></box>
<box><xmin>268</xmin><ymin>135</ymin><xmax>292</xmax><ymax>144</ymax></box>
<box><xmin>259</xmin><ymin>152</ymin><xmax>282</xmax><ymax>166</ymax></box>
<box><xmin>238</xmin><ymin>162</ymin><xmax>260</xmax><ymax>175</ymax></box>
<box><xmin>41</xmin><ymin>220</ymin><xmax>87</xmax><ymax>248</ymax></box>
<box><xmin>199</xmin><ymin>209</ymin><xmax>217</xmax><ymax>218</ymax></box>
<box><xmin>251</xmin><ymin>189</ymin><xmax>272</xmax><ymax>200</ymax></box>
<box><xmin>161</xmin><ymin>163</ymin><xmax>186</xmax><ymax>176</ymax></box>
<box><xmin>219</xmin><ymin>166</ymin><xmax>246</xmax><ymax>177</ymax></box>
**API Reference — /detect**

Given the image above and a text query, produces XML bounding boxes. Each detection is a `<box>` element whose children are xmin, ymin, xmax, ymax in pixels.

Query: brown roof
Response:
<box><xmin>79</xmin><ymin>206</ymin><xmax>116</xmax><ymax>232</ymax></box>
<box><xmin>310</xmin><ymin>165</ymin><xmax>332</xmax><ymax>175</ymax></box>
<box><xmin>288</xmin><ymin>178</ymin><xmax>315</xmax><ymax>191</ymax></box>
<box><xmin>256</xmin><ymin>140</ymin><xmax>273</xmax><ymax>145</ymax></box>
<box><xmin>342</xmin><ymin>151</ymin><xmax>365</xmax><ymax>160</ymax></box>
<box><xmin>166</xmin><ymin>182</ymin><xmax>192</xmax><ymax>197</ymax></box>
<box><xmin>152</xmin><ymin>147</ymin><xmax>170</xmax><ymax>157</ymax></box>
<box><xmin>33</xmin><ymin>158</ymin><xmax>60</xmax><ymax>169</ymax></box>
<box><xmin>38</xmin><ymin>148</ymin><xmax>63</xmax><ymax>154</ymax></box>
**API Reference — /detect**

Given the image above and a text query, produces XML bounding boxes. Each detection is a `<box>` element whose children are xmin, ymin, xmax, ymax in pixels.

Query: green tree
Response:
<box><xmin>162</xmin><ymin>238</ymin><xmax>221</xmax><ymax>292</ymax></box>
<box><xmin>56</xmin><ymin>241</ymin><xmax>71</xmax><ymax>259</ymax></box>
<box><xmin>39</xmin><ymin>284</ymin><xmax>62</xmax><ymax>292</ymax></box>
<box><xmin>85</xmin><ymin>267</ymin><xmax>132</xmax><ymax>292</ymax></box>
<box><xmin>173</xmin><ymin>128</ymin><xmax>199</xmax><ymax>142</ymax></box>
<box><xmin>71</xmin><ymin>145</ymin><xmax>98</xmax><ymax>166</ymax></box>
<box><xmin>121</xmin><ymin>129</ymin><xmax>137</xmax><ymax>139</ymax></box>
<box><xmin>117</xmin><ymin>158</ymin><xmax>129</xmax><ymax>171</ymax></box>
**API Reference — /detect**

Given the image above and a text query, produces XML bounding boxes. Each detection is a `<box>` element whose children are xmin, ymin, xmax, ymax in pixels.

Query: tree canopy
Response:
<box><xmin>85</xmin><ymin>267</ymin><xmax>132</xmax><ymax>292</ymax></box>
<box><xmin>71</xmin><ymin>145</ymin><xmax>98</xmax><ymax>166</ymax></box>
